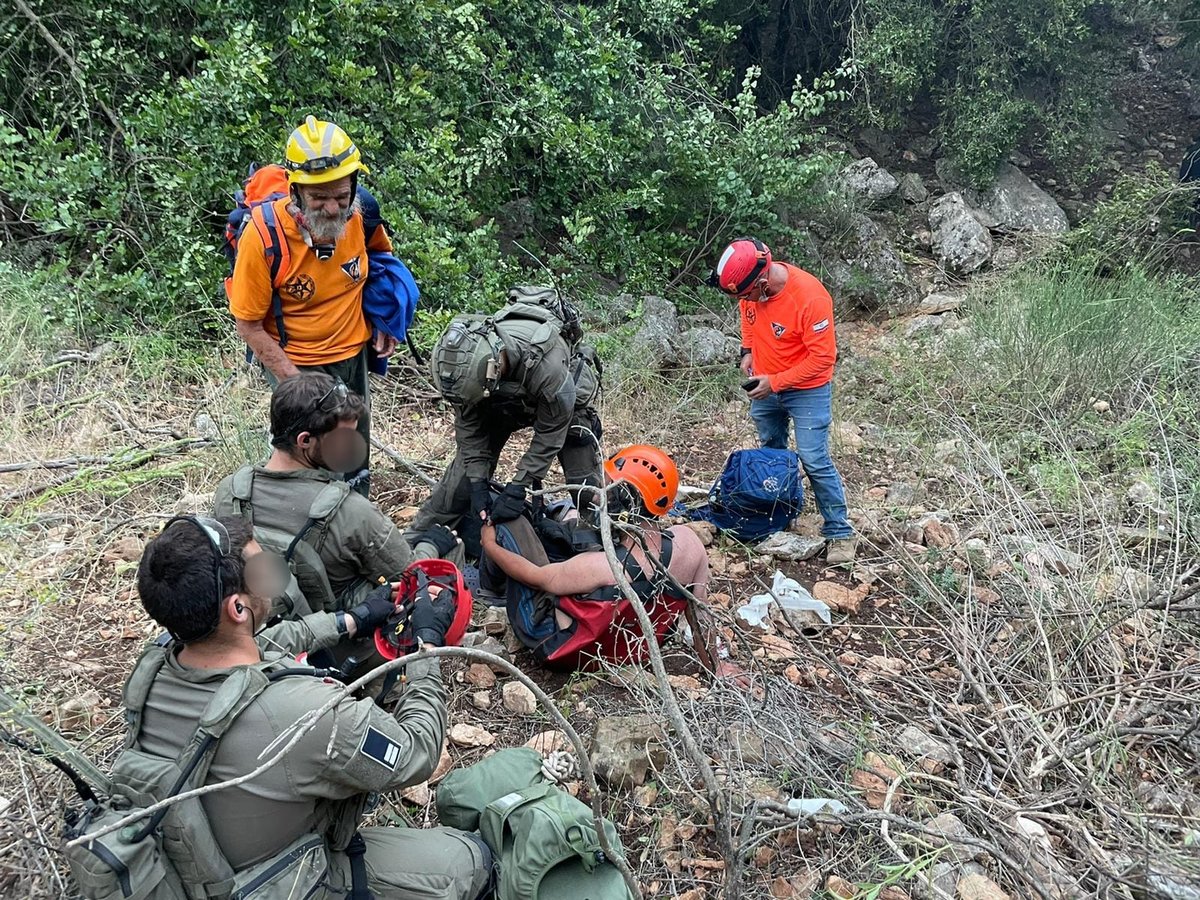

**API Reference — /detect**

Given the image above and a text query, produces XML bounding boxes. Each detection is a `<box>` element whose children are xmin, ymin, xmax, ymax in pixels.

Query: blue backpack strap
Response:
<box><xmin>357</xmin><ymin>186</ymin><xmax>387</xmax><ymax>243</ymax></box>
<box><xmin>254</xmin><ymin>202</ymin><xmax>289</xmax><ymax>349</ymax></box>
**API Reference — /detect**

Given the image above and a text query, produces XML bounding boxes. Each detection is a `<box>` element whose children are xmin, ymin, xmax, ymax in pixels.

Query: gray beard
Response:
<box><xmin>289</xmin><ymin>195</ymin><xmax>361</xmax><ymax>245</ymax></box>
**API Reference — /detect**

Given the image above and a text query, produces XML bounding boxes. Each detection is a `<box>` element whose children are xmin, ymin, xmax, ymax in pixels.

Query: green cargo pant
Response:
<box><xmin>324</xmin><ymin>826</ymin><xmax>490</xmax><ymax>899</ymax></box>
<box><xmin>410</xmin><ymin>407</ymin><xmax>602</xmax><ymax>556</ymax></box>
<box><xmin>262</xmin><ymin>346</ymin><xmax>372</xmax><ymax>498</ymax></box>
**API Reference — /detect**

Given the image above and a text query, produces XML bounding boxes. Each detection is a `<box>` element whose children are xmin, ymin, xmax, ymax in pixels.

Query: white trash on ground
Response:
<box><xmin>737</xmin><ymin>571</ymin><xmax>832</xmax><ymax>628</ymax></box>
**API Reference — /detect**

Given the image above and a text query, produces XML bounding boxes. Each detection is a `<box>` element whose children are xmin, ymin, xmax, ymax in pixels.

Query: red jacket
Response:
<box><xmin>739</xmin><ymin>263</ymin><xmax>837</xmax><ymax>392</ymax></box>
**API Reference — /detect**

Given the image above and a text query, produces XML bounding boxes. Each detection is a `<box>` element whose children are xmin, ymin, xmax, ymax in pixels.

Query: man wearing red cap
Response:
<box><xmin>711</xmin><ymin>237</ymin><xmax>856</xmax><ymax>564</ymax></box>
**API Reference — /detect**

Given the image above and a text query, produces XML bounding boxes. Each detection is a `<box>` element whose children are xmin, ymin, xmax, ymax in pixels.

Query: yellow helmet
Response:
<box><xmin>284</xmin><ymin>115</ymin><xmax>369</xmax><ymax>185</ymax></box>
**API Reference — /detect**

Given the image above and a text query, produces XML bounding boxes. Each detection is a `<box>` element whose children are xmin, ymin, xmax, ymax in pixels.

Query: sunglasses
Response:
<box><xmin>317</xmin><ymin>379</ymin><xmax>350</xmax><ymax>410</ymax></box>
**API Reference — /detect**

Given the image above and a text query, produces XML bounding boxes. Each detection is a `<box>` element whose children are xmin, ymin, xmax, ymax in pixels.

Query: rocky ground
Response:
<box><xmin>1</xmin><ymin>34</ymin><xmax>1198</xmax><ymax>899</ymax></box>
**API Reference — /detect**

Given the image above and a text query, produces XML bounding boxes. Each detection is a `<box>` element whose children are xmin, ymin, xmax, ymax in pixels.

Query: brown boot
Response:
<box><xmin>825</xmin><ymin>537</ymin><xmax>857</xmax><ymax>566</ymax></box>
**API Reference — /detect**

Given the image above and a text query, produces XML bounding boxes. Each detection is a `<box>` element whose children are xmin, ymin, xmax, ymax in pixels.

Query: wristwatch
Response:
<box><xmin>335</xmin><ymin>611</ymin><xmax>350</xmax><ymax>636</ymax></box>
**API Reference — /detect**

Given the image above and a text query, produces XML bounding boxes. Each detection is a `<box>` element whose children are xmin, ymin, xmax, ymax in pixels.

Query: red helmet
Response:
<box><xmin>604</xmin><ymin>445</ymin><xmax>680</xmax><ymax>516</ymax></box>
<box><xmin>713</xmin><ymin>237</ymin><xmax>772</xmax><ymax>297</ymax></box>
<box><xmin>374</xmin><ymin>559</ymin><xmax>473</xmax><ymax>660</ymax></box>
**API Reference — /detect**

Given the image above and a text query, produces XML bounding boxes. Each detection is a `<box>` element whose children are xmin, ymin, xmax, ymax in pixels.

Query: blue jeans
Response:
<box><xmin>750</xmin><ymin>382</ymin><xmax>853</xmax><ymax>539</ymax></box>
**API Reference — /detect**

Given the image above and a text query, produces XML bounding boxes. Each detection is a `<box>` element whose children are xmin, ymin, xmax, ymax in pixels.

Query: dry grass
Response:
<box><xmin>2</xmin><ymin>280</ymin><xmax>1198</xmax><ymax>899</ymax></box>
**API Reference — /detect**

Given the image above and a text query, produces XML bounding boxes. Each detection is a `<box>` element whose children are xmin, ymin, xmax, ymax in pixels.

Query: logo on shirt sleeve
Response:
<box><xmin>341</xmin><ymin>256</ymin><xmax>363</xmax><ymax>283</ymax></box>
<box><xmin>744</xmin><ymin>304</ymin><xmax>757</xmax><ymax>324</ymax></box>
<box><xmin>358</xmin><ymin>727</ymin><xmax>401</xmax><ymax>770</ymax></box>
<box><xmin>812</xmin><ymin>318</ymin><xmax>830</xmax><ymax>333</ymax></box>
<box><xmin>771</xmin><ymin>322</ymin><xmax>786</xmax><ymax>338</ymax></box>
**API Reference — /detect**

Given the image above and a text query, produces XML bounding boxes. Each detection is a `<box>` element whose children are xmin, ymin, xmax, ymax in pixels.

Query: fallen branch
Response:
<box><xmin>64</xmin><ymin>644</ymin><xmax>643</xmax><ymax>900</ymax></box>
<box><xmin>369</xmin><ymin>437</ymin><xmax>440</xmax><ymax>488</ymax></box>
<box><xmin>0</xmin><ymin>456</ymin><xmax>113</xmax><ymax>473</ymax></box>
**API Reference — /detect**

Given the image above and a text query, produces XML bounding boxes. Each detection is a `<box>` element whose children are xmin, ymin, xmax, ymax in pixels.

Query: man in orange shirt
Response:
<box><xmin>228</xmin><ymin>116</ymin><xmax>395</xmax><ymax>497</ymax></box>
<box><xmin>711</xmin><ymin>237</ymin><xmax>856</xmax><ymax>564</ymax></box>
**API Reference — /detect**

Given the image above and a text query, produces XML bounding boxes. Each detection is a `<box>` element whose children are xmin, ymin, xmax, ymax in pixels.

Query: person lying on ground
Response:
<box><xmin>127</xmin><ymin>514</ymin><xmax>491</xmax><ymax>899</ymax></box>
<box><xmin>479</xmin><ymin>445</ymin><xmax>724</xmax><ymax>673</ymax></box>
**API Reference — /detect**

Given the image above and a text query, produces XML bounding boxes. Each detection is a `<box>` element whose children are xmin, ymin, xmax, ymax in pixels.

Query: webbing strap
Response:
<box><xmin>344</xmin><ymin>832</ymin><xmax>375</xmax><ymax>900</ymax></box>
<box><xmin>255</xmin><ymin>202</ymin><xmax>289</xmax><ymax>348</ymax></box>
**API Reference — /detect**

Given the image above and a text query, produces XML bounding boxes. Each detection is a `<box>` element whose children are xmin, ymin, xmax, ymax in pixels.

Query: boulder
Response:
<box><xmin>590</xmin><ymin>714</ymin><xmax>668</xmax><ymax>788</ymax></box>
<box><xmin>835</xmin><ymin>214</ymin><xmax>914</xmax><ymax>307</ymax></box>
<box><xmin>841</xmin><ymin>157</ymin><xmax>899</xmax><ymax>203</ymax></box>
<box><xmin>915</xmin><ymin>292</ymin><xmax>964</xmax><ymax>315</ymax></box>
<box><xmin>904</xmin><ymin>315</ymin><xmax>951</xmax><ymax>339</ymax></box>
<box><xmin>630</xmin><ymin>295</ymin><xmax>680</xmax><ymax>368</ymax></box>
<box><xmin>756</xmin><ymin>532</ymin><xmax>826</xmax><ymax>562</ymax></box>
<box><xmin>976</xmin><ymin>164</ymin><xmax>1069</xmax><ymax>233</ymax></box>
<box><xmin>678</xmin><ymin>326</ymin><xmax>737</xmax><ymax>367</ymax></box>
<box><xmin>898</xmin><ymin>173</ymin><xmax>929</xmax><ymax>203</ymax></box>
<box><xmin>929</xmin><ymin>193</ymin><xmax>993</xmax><ymax>273</ymax></box>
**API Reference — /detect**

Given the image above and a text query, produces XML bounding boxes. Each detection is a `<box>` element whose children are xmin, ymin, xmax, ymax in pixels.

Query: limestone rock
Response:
<box><xmin>956</xmin><ymin>873</ymin><xmax>1011</xmax><ymax>900</ymax></box>
<box><xmin>631</xmin><ymin>295</ymin><xmax>681</xmax><ymax>368</ymax></box>
<box><xmin>929</xmin><ymin>193</ymin><xmax>993</xmax><ymax>273</ymax></box>
<box><xmin>756</xmin><ymin>532</ymin><xmax>826</xmax><ymax>562</ymax></box>
<box><xmin>826</xmin><ymin>875</ymin><xmax>857</xmax><ymax>899</ymax></box>
<box><xmin>837</xmin><ymin>214</ymin><xmax>913</xmax><ymax>307</ymax></box>
<box><xmin>916</xmin><ymin>292</ymin><xmax>964</xmax><ymax>315</ymax></box>
<box><xmin>470</xmin><ymin>690</ymin><xmax>492</xmax><ymax>710</ymax></box>
<box><xmin>684</xmin><ymin>521</ymin><xmax>717</xmax><ymax>547</ymax></box>
<box><xmin>590</xmin><ymin>714</ymin><xmax>668</xmax><ymax>788</ymax></box>
<box><xmin>525</xmin><ymin>730</ymin><xmax>570</xmax><ymax>754</ymax></box>
<box><xmin>57</xmin><ymin>690</ymin><xmax>102</xmax><ymax>732</ymax></box>
<box><xmin>898</xmin><ymin>172</ymin><xmax>929</xmax><ymax>203</ymax></box>
<box><xmin>897</xmin><ymin>725</ymin><xmax>955</xmax><ymax>767</ymax></box>
<box><xmin>976</xmin><ymin>164</ymin><xmax>1069</xmax><ymax>234</ymax></box>
<box><xmin>463</xmin><ymin>663</ymin><xmax>496</xmax><ymax>688</ymax></box>
<box><xmin>679</xmin><ymin>327</ymin><xmax>738</xmax><ymax>367</ymax></box>
<box><xmin>502</xmin><ymin>681</ymin><xmax>537</xmax><ymax>716</ymax></box>
<box><xmin>401</xmin><ymin>781</ymin><xmax>431</xmax><ymax>805</ymax></box>
<box><xmin>842</xmin><ymin>157</ymin><xmax>899</xmax><ymax>203</ymax></box>
<box><xmin>812</xmin><ymin>580</ymin><xmax>865</xmax><ymax>614</ymax></box>
<box><xmin>448</xmin><ymin>723</ymin><xmax>496</xmax><ymax>748</ymax></box>
<box><xmin>904</xmin><ymin>314</ymin><xmax>952</xmax><ymax>339</ymax></box>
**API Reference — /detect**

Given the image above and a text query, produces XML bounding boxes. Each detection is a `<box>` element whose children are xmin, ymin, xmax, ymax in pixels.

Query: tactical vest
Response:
<box><xmin>65</xmin><ymin>648</ymin><xmax>333</xmax><ymax>900</ymax></box>
<box><xmin>223</xmin><ymin>466</ymin><xmax>354</xmax><ymax>615</ymax></box>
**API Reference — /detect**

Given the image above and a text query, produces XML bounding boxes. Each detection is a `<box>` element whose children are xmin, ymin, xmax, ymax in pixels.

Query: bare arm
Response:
<box><xmin>235</xmin><ymin>317</ymin><xmax>301</xmax><ymax>381</ymax></box>
<box><xmin>481</xmin><ymin>521</ymin><xmax>613</xmax><ymax>595</ymax></box>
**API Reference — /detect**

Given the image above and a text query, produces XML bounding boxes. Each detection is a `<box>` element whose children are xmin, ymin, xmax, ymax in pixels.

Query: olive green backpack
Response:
<box><xmin>64</xmin><ymin>648</ymin><xmax>332</xmax><ymax>900</ymax></box>
<box><xmin>436</xmin><ymin>748</ymin><xmax>633</xmax><ymax>900</ymax></box>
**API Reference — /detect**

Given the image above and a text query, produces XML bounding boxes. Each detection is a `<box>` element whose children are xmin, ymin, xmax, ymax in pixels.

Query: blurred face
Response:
<box><xmin>238</xmin><ymin>539</ymin><xmax>288</xmax><ymax>625</ymax></box>
<box><xmin>294</xmin><ymin>177</ymin><xmax>354</xmax><ymax>242</ymax></box>
<box><xmin>296</xmin><ymin>418</ymin><xmax>367</xmax><ymax>473</ymax></box>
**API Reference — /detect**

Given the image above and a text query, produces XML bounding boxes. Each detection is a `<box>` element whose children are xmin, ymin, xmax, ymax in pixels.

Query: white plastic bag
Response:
<box><xmin>736</xmin><ymin>570</ymin><xmax>831</xmax><ymax>628</ymax></box>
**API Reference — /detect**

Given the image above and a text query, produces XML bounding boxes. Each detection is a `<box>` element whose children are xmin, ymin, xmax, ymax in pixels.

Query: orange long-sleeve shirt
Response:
<box><xmin>739</xmin><ymin>263</ymin><xmax>837</xmax><ymax>392</ymax></box>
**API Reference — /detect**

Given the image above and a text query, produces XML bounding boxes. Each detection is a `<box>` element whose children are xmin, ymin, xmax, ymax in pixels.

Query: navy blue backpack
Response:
<box><xmin>690</xmin><ymin>448</ymin><xmax>805</xmax><ymax>542</ymax></box>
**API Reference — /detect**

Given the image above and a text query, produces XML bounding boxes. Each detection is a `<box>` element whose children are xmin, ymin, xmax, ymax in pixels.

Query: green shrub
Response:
<box><xmin>1</xmin><ymin>0</ymin><xmax>841</xmax><ymax>336</ymax></box>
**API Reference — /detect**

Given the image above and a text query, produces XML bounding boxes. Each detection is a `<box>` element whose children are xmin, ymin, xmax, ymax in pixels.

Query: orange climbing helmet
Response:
<box><xmin>604</xmin><ymin>445</ymin><xmax>680</xmax><ymax>517</ymax></box>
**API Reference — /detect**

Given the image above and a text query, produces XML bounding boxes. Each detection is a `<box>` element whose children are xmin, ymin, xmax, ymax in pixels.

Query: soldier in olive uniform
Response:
<box><xmin>213</xmin><ymin>373</ymin><xmax>459</xmax><ymax>612</ymax></box>
<box><xmin>411</xmin><ymin>287</ymin><xmax>603</xmax><ymax>556</ymax></box>
<box><xmin>130</xmin><ymin>515</ymin><xmax>491</xmax><ymax>899</ymax></box>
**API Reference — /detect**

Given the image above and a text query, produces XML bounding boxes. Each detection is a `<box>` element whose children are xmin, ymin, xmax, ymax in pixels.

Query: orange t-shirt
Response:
<box><xmin>739</xmin><ymin>263</ymin><xmax>837</xmax><ymax>392</ymax></box>
<box><xmin>228</xmin><ymin>198</ymin><xmax>393</xmax><ymax>367</ymax></box>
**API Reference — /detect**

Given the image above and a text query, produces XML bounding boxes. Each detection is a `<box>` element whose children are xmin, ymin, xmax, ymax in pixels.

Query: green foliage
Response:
<box><xmin>1</xmin><ymin>0</ymin><xmax>840</xmax><ymax>335</ymax></box>
<box><xmin>853</xmin><ymin>0</ymin><xmax>1112</xmax><ymax>185</ymax></box>
<box><xmin>1067</xmin><ymin>164</ymin><xmax>1198</xmax><ymax>273</ymax></box>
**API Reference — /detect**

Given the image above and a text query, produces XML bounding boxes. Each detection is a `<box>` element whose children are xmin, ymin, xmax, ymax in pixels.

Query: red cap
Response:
<box><xmin>714</xmin><ymin>237</ymin><xmax>772</xmax><ymax>295</ymax></box>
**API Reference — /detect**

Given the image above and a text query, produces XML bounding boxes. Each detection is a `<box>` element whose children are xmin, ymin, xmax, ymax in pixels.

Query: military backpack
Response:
<box><xmin>64</xmin><ymin>648</ymin><xmax>333</xmax><ymax>900</ymax></box>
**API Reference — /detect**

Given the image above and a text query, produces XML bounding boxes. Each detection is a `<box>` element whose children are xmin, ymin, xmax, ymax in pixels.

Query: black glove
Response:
<box><xmin>348</xmin><ymin>582</ymin><xmax>396</xmax><ymax>635</ymax></box>
<box><xmin>412</xmin><ymin>524</ymin><xmax>459</xmax><ymax>558</ymax></box>
<box><xmin>468</xmin><ymin>479</ymin><xmax>492</xmax><ymax>517</ymax></box>
<box><xmin>489</xmin><ymin>481</ymin><xmax>527</xmax><ymax>524</ymax></box>
<box><xmin>410</xmin><ymin>588</ymin><xmax>457</xmax><ymax>646</ymax></box>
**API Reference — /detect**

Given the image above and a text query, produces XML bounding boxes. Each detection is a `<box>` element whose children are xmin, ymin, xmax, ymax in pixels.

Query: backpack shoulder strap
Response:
<box><xmin>227</xmin><ymin>465</ymin><xmax>256</xmax><ymax>523</ymax></box>
<box><xmin>250</xmin><ymin>201</ymin><xmax>291</xmax><ymax>348</ymax></box>
<box><xmin>122</xmin><ymin>645</ymin><xmax>170</xmax><ymax>748</ymax></box>
<box><xmin>287</xmin><ymin>481</ymin><xmax>350</xmax><ymax>559</ymax></box>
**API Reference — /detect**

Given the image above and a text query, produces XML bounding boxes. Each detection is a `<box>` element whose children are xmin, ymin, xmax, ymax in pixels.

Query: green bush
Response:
<box><xmin>1</xmin><ymin>0</ymin><xmax>841</xmax><ymax>336</ymax></box>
